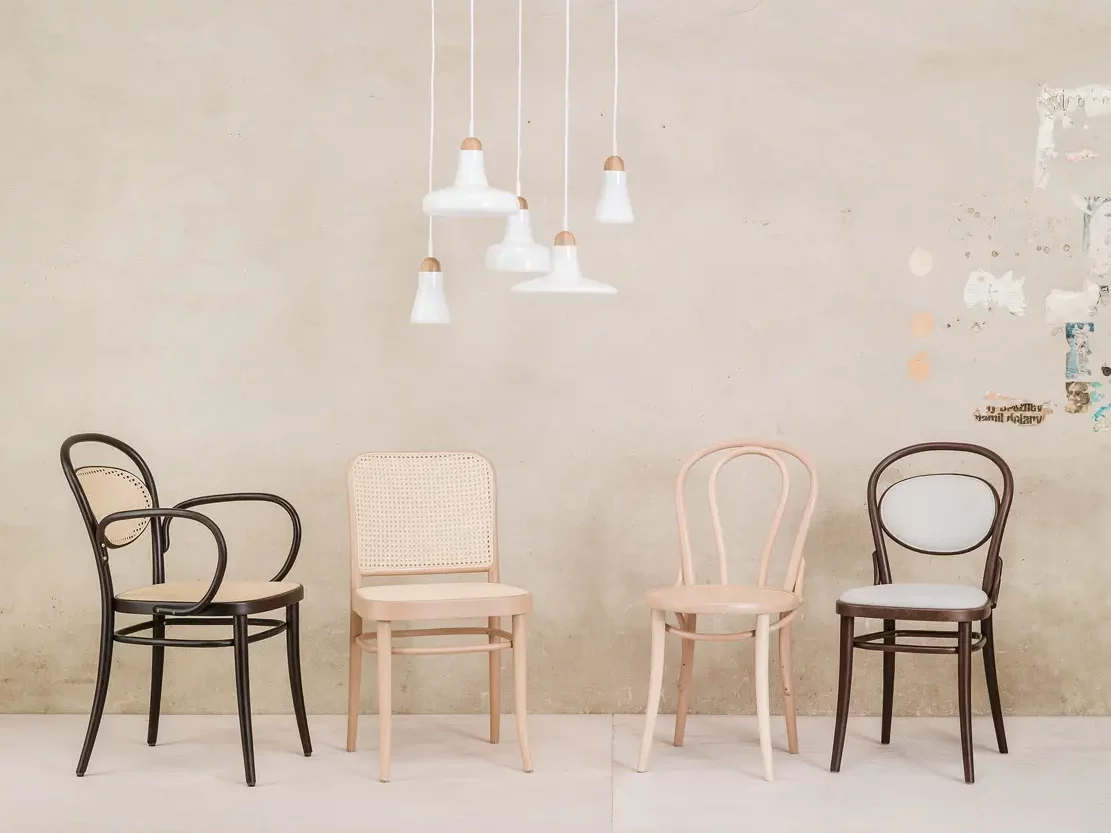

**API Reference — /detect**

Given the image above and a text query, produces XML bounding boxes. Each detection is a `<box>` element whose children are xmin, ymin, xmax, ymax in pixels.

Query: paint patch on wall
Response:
<box><xmin>1065</xmin><ymin>322</ymin><xmax>1094</xmax><ymax>379</ymax></box>
<box><xmin>964</xmin><ymin>270</ymin><xmax>1026</xmax><ymax>315</ymax></box>
<box><xmin>1066</xmin><ymin>149</ymin><xmax>1098</xmax><ymax>162</ymax></box>
<box><xmin>1046</xmin><ymin>284</ymin><xmax>1104</xmax><ymax>327</ymax></box>
<box><xmin>1065</xmin><ymin>381</ymin><xmax>1092</xmax><ymax>414</ymax></box>
<box><xmin>1035</xmin><ymin>84</ymin><xmax>1111</xmax><ymax>188</ymax></box>
<box><xmin>910</xmin><ymin>311</ymin><xmax>934</xmax><ymax>338</ymax></box>
<box><xmin>973</xmin><ymin>393</ymin><xmax>1052</xmax><ymax>426</ymax></box>
<box><xmin>1082</xmin><ymin>196</ymin><xmax>1111</xmax><ymax>278</ymax></box>
<box><xmin>908</xmin><ymin>247</ymin><xmax>933</xmax><ymax>277</ymax></box>
<box><xmin>907</xmin><ymin>352</ymin><xmax>930</xmax><ymax>382</ymax></box>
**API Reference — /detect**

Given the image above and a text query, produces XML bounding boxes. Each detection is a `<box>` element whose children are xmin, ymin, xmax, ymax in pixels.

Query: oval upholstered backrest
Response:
<box><xmin>75</xmin><ymin>466</ymin><xmax>154</xmax><ymax>546</ymax></box>
<box><xmin>879</xmin><ymin>473</ymin><xmax>998</xmax><ymax>554</ymax></box>
<box><xmin>348</xmin><ymin>452</ymin><xmax>496</xmax><ymax>576</ymax></box>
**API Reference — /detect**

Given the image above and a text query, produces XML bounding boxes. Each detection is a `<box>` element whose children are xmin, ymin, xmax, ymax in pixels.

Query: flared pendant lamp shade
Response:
<box><xmin>512</xmin><ymin>231</ymin><xmax>617</xmax><ymax>294</ymax></box>
<box><xmin>422</xmin><ymin>138</ymin><xmax>519</xmax><ymax>218</ymax></box>
<box><xmin>595</xmin><ymin>155</ymin><xmax>634</xmax><ymax>224</ymax></box>
<box><xmin>410</xmin><ymin>257</ymin><xmax>450</xmax><ymax>324</ymax></box>
<box><xmin>486</xmin><ymin>197</ymin><xmax>551</xmax><ymax>273</ymax></box>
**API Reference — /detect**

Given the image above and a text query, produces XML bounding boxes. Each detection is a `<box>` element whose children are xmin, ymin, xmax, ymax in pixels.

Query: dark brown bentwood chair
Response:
<box><xmin>830</xmin><ymin>442</ymin><xmax>1013</xmax><ymax>784</ymax></box>
<box><xmin>61</xmin><ymin>433</ymin><xmax>312</xmax><ymax>786</ymax></box>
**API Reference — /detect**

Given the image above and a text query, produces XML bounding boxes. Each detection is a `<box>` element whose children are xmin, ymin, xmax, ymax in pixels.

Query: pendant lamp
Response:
<box><xmin>513</xmin><ymin>0</ymin><xmax>616</xmax><ymax>295</ymax></box>
<box><xmin>487</xmin><ymin>0</ymin><xmax>550</xmax><ymax>273</ymax></box>
<box><xmin>411</xmin><ymin>1</ymin><xmax>449</xmax><ymax>324</ymax></box>
<box><xmin>595</xmin><ymin>0</ymin><xmax>633</xmax><ymax>224</ymax></box>
<box><xmin>422</xmin><ymin>0</ymin><xmax>517</xmax><ymax>218</ymax></box>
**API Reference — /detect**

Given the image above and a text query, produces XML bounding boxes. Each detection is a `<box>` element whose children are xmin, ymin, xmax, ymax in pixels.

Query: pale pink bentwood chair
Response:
<box><xmin>346</xmin><ymin>452</ymin><xmax>533</xmax><ymax>782</ymax></box>
<box><xmin>637</xmin><ymin>441</ymin><xmax>818</xmax><ymax>781</ymax></box>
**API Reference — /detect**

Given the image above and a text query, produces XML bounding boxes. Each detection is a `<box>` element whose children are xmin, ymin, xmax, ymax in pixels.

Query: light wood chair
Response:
<box><xmin>637</xmin><ymin>440</ymin><xmax>818</xmax><ymax>781</ymax></box>
<box><xmin>345</xmin><ymin>451</ymin><xmax>533</xmax><ymax>782</ymax></box>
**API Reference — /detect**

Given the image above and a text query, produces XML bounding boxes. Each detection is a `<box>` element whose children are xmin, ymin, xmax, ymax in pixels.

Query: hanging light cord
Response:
<box><xmin>427</xmin><ymin>0</ymin><xmax>436</xmax><ymax>258</ymax></box>
<box><xmin>468</xmin><ymin>0</ymin><xmax>475</xmax><ymax>137</ymax></box>
<box><xmin>611</xmin><ymin>0</ymin><xmax>619</xmax><ymax>157</ymax></box>
<box><xmin>514</xmin><ymin>0</ymin><xmax>523</xmax><ymax>197</ymax></box>
<box><xmin>562</xmin><ymin>0</ymin><xmax>570</xmax><ymax>230</ymax></box>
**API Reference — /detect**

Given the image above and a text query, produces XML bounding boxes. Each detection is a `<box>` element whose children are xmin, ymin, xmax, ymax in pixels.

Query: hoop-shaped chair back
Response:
<box><xmin>675</xmin><ymin>440</ymin><xmax>818</xmax><ymax>592</ymax></box>
<box><xmin>867</xmin><ymin>442</ymin><xmax>1013</xmax><ymax>603</ymax></box>
<box><xmin>347</xmin><ymin>451</ymin><xmax>498</xmax><ymax>582</ymax></box>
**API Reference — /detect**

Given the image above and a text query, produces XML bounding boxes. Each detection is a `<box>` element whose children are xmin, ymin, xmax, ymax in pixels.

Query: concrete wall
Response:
<box><xmin>2</xmin><ymin>0</ymin><xmax>1109</xmax><ymax>716</ymax></box>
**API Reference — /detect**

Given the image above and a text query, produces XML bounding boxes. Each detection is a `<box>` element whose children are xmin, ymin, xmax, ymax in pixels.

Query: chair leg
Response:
<box><xmin>146</xmin><ymin>615</ymin><xmax>165</xmax><ymax>747</ymax></box>
<box><xmin>376</xmin><ymin>621</ymin><xmax>392</xmax><ymax>783</ymax></box>
<box><xmin>881</xmin><ymin>618</ymin><xmax>895</xmax><ymax>745</ymax></box>
<box><xmin>76</xmin><ymin>610</ymin><xmax>114</xmax><ymax>777</ymax></box>
<box><xmin>755</xmin><ymin>614</ymin><xmax>774</xmax><ymax>781</ymax></box>
<box><xmin>673</xmin><ymin>614</ymin><xmax>696</xmax><ymax>747</ymax></box>
<box><xmin>830</xmin><ymin>615</ymin><xmax>855</xmax><ymax>773</ymax></box>
<box><xmin>346</xmin><ymin>611</ymin><xmax>363</xmax><ymax>752</ymax></box>
<box><xmin>957</xmin><ymin>621</ymin><xmax>974</xmax><ymax>784</ymax></box>
<box><xmin>232</xmin><ymin>615</ymin><xmax>257</xmax><ymax>787</ymax></box>
<box><xmin>778</xmin><ymin>617</ymin><xmax>799</xmax><ymax>755</ymax></box>
<box><xmin>982</xmin><ymin>614</ymin><xmax>1008</xmax><ymax>754</ymax></box>
<box><xmin>511</xmin><ymin>614</ymin><xmax>532</xmax><ymax>773</ymax></box>
<box><xmin>489</xmin><ymin>615</ymin><xmax>502</xmax><ymax>745</ymax></box>
<box><xmin>636</xmin><ymin>608</ymin><xmax>666</xmax><ymax>773</ymax></box>
<box><xmin>286</xmin><ymin>604</ymin><xmax>312</xmax><ymax>756</ymax></box>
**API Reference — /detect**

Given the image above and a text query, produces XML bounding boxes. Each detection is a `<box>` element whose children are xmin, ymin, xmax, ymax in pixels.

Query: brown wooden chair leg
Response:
<box><xmin>981</xmin><ymin>614</ymin><xmax>1008</xmax><ymax>754</ymax></box>
<box><xmin>830</xmin><ymin>615</ymin><xmax>854</xmax><ymax>772</ymax></box>
<box><xmin>957</xmin><ymin>621</ymin><xmax>974</xmax><ymax>784</ymax></box>
<box><xmin>881</xmin><ymin>618</ymin><xmax>895</xmax><ymax>744</ymax></box>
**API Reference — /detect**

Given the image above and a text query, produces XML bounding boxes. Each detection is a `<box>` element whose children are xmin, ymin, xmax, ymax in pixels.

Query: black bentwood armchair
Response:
<box><xmin>61</xmin><ymin>433</ymin><xmax>312</xmax><ymax>786</ymax></box>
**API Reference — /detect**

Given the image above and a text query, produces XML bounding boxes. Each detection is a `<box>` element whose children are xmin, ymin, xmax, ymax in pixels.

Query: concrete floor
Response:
<box><xmin>0</xmin><ymin>714</ymin><xmax>1107</xmax><ymax>832</ymax></box>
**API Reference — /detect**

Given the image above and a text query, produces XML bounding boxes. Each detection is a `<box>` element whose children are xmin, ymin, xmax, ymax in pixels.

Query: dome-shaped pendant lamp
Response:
<box><xmin>487</xmin><ymin>0</ymin><xmax>550</xmax><ymax>273</ymax></box>
<box><xmin>422</xmin><ymin>0</ymin><xmax>517</xmax><ymax>218</ymax></box>
<box><xmin>411</xmin><ymin>1</ymin><xmax>449</xmax><ymax>324</ymax></box>
<box><xmin>595</xmin><ymin>0</ymin><xmax>633</xmax><ymax>224</ymax></box>
<box><xmin>513</xmin><ymin>0</ymin><xmax>616</xmax><ymax>295</ymax></box>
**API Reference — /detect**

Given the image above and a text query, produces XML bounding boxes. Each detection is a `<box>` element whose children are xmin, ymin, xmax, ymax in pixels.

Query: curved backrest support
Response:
<box><xmin>675</xmin><ymin>440</ymin><xmax>819</xmax><ymax>592</ymax></box>
<box><xmin>867</xmin><ymin>442</ymin><xmax>1013</xmax><ymax>603</ymax></box>
<box><xmin>348</xmin><ymin>451</ymin><xmax>497</xmax><ymax>581</ymax></box>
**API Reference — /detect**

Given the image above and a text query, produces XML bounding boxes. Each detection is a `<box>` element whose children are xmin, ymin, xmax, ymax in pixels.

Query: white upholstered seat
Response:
<box><xmin>838</xmin><ymin>582</ymin><xmax>988</xmax><ymax>611</ymax></box>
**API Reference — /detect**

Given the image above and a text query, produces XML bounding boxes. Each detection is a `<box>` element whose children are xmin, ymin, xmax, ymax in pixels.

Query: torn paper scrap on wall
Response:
<box><xmin>1066</xmin><ymin>149</ymin><xmax>1098</xmax><ymax>162</ymax></box>
<box><xmin>1082</xmin><ymin>196</ymin><xmax>1111</xmax><ymax>277</ymax></box>
<box><xmin>1046</xmin><ymin>284</ymin><xmax>1105</xmax><ymax>327</ymax></box>
<box><xmin>1035</xmin><ymin>84</ymin><xmax>1111</xmax><ymax>188</ymax></box>
<box><xmin>973</xmin><ymin>394</ymin><xmax>1052</xmax><ymax>426</ymax></box>
<box><xmin>964</xmin><ymin>270</ymin><xmax>1026</xmax><ymax>315</ymax></box>
<box><xmin>1066</xmin><ymin>322</ymin><xmax>1094</xmax><ymax>379</ymax></box>
<box><xmin>1091</xmin><ymin>383</ymin><xmax>1111</xmax><ymax>431</ymax></box>
<box><xmin>1066</xmin><ymin>381</ymin><xmax>1092</xmax><ymax>414</ymax></box>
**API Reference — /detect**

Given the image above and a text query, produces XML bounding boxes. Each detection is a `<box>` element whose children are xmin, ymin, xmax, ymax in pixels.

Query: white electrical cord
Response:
<box><xmin>515</xmin><ymin>0</ymin><xmax>523</xmax><ymax>197</ymax></box>
<box><xmin>612</xmin><ymin>0</ymin><xmax>619</xmax><ymax>157</ymax></box>
<box><xmin>562</xmin><ymin>0</ymin><xmax>570</xmax><ymax>230</ymax></box>
<box><xmin>468</xmin><ymin>0</ymin><xmax>475</xmax><ymax>137</ymax></box>
<box><xmin>427</xmin><ymin>0</ymin><xmax>436</xmax><ymax>257</ymax></box>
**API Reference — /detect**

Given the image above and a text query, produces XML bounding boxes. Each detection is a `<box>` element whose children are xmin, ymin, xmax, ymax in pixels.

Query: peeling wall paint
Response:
<box><xmin>964</xmin><ymin>269</ymin><xmax>1026</xmax><ymax>315</ymax></box>
<box><xmin>1066</xmin><ymin>149</ymin><xmax>1098</xmax><ymax>162</ymax></box>
<box><xmin>1035</xmin><ymin>84</ymin><xmax>1111</xmax><ymax>188</ymax></box>
<box><xmin>1081</xmin><ymin>196</ymin><xmax>1111</xmax><ymax>277</ymax></box>
<box><xmin>1046</xmin><ymin>284</ymin><xmax>1104</xmax><ymax>327</ymax></box>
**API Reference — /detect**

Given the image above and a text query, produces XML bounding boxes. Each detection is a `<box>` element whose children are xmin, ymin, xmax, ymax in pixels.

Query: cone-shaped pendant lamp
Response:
<box><xmin>422</xmin><ymin>0</ymin><xmax>517</xmax><ymax>218</ymax></box>
<box><xmin>513</xmin><ymin>0</ymin><xmax>616</xmax><ymax>295</ymax></box>
<box><xmin>595</xmin><ymin>0</ymin><xmax>633</xmax><ymax>224</ymax></box>
<box><xmin>487</xmin><ymin>0</ymin><xmax>550</xmax><ymax>273</ymax></box>
<box><xmin>411</xmin><ymin>257</ymin><xmax>450</xmax><ymax>324</ymax></box>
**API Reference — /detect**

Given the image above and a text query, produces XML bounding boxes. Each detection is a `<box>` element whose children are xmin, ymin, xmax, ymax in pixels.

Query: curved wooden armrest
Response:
<box><xmin>164</xmin><ymin>492</ymin><xmax>302</xmax><ymax>581</ymax></box>
<box><xmin>98</xmin><ymin>508</ymin><xmax>228</xmax><ymax>616</ymax></box>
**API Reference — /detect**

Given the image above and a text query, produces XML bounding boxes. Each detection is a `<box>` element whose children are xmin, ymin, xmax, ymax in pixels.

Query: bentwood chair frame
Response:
<box><xmin>830</xmin><ymin>442</ymin><xmax>1013</xmax><ymax>784</ymax></box>
<box><xmin>345</xmin><ymin>451</ymin><xmax>532</xmax><ymax>782</ymax></box>
<box><xmin>638</xmin><ymin>440</ymin><xmax>818</xmax><ymax>781</ymax></box>
<box><xmin>60</xmin><ymin>433</ymin><xmax>311</xmax><ymax>787</ymax></box>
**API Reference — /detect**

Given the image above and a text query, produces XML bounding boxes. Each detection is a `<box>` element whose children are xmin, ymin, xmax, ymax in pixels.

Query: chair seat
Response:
<box><xmin>353</xmin><ymin>582</ymin><xmax>533</xmax><ymax>621</ymax></box>
<box><xmin>645</xmin><ymin>584</ymin><xmax>800</xmax><ymax>616</ymax></box>
<box><xmin>115</xmin><ymin>580</ymin><xmax>304</xmax><ymax>615</ymax></box>
<box><xmin>837</xmin><ymin>582</ymin><xmax>990</xmax><ymax>620</ymax></box>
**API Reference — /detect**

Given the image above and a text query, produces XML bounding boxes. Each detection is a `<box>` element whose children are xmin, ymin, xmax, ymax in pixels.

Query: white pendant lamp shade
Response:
<box><xmin>595</xmin><ymin>155</ymin><xmax>634</xmax><ymax>224</ymax></box>
<box><xmin>410</xmin><ymin>257</ymin><xmax>450</xmax><ymax>324</ymax></box>
<box><xmin>512</xmin><ymin>231</ymin><xmax>616</xmax><ymax>294</ymax></box>
<box><xmin>486</xmin><ymin>197</ymin><xmax>551</xmax><ymax>273</ymax></box>
<box><xmin>422</xmin><ymin>137</ymin><xmax>519</xmax><ymax>218</ymax></box>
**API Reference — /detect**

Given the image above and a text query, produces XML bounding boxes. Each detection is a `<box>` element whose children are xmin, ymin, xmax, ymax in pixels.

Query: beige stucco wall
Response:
<box><xmin>2</xmin><ymin>0</ymin><xmax>1109</xmax><ymax>717</ymax></box>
